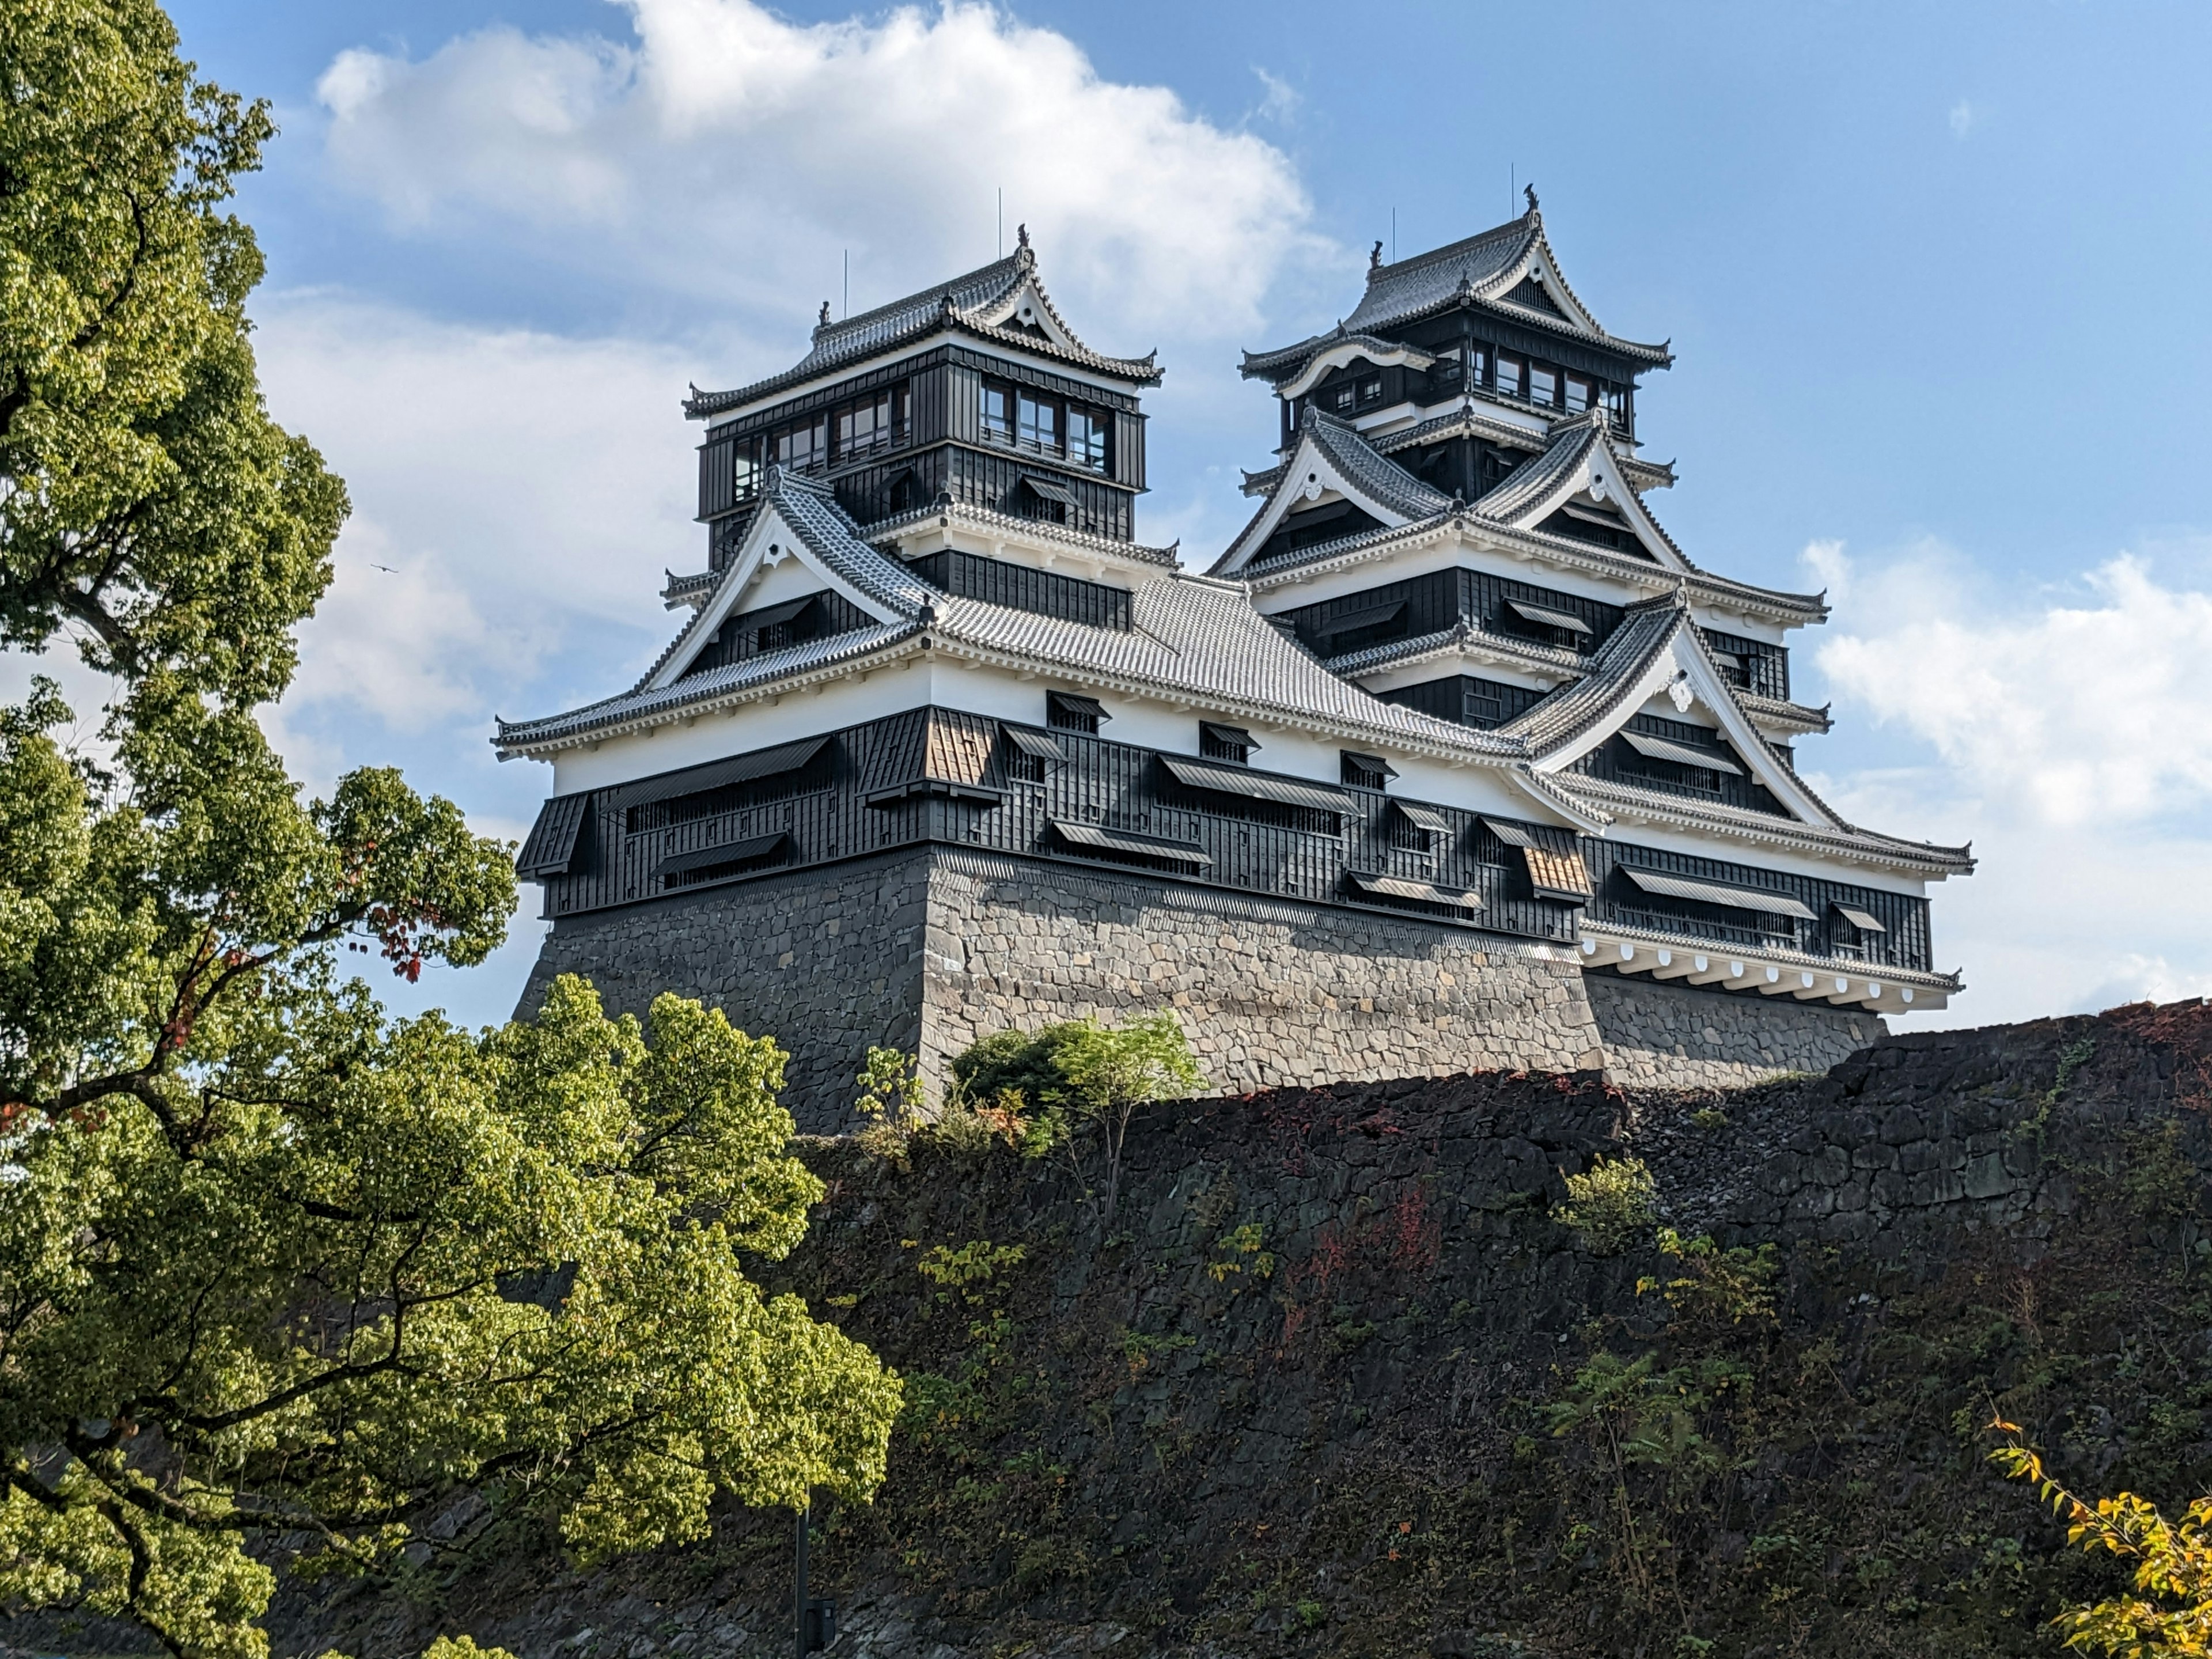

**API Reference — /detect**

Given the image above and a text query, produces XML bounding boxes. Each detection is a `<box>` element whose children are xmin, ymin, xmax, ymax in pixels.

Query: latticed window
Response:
<box><xmin>834</xmin><ymin>384</ymin><xmax>906</xmax><ymax>459</ymax></box>
<box><xmin>1529</xmin><ymin>365</ymin><xmax>1558</xmax><ymax>407</ymax></box>
<box><xmin>1495</xmin><ymin>355</ymin><xmax>1525</xmax><ymax>399</ymax></box>
<box><xmin>1340</xmin><ymin>750</ymin><xmax>1394</xmax><ymax>791</ymax></box>
<box><xmin>1199</xmin><ymin>722</ymin><xmax>1255</xmax><ymax>764</ymax></box>
<box><xmin>772</xmin><ymin>415</ymin><xmax>827</xmax><ymax>470</ymax></box>
<box><xmin>981</xmin><ymin>383</ymin><xmax>1012</xmax><ymax>441</ymax></box>
<box><xmin>1047</xmin><ymin>691</ymin><xmax>1106</xmax><ymax>734</ymax></box>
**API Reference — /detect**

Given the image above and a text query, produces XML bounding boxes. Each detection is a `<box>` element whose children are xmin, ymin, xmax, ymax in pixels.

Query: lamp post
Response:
<box><xmin>794</xmin><ymin>1496</ymin><xmax>835</xmax><ymax>1657</ymax></box>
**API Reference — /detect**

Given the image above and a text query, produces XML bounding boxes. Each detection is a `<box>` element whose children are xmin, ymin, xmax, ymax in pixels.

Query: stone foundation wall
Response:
<box><xmin>516</xmin><ymin>849</ymin><xmax>1897</xmax><ymax>1127</ymax></box>
<box><xmin>916</xmin><ymin>851</ymin><xmax>1604</xmax><ymax>1096</ymax></box>
<box><xmin>1587</xmin><ymin>969</ymin><xmax>1881</xmax><ymax>1089</ymax></box>
<box><xmin>518</xmin><ymin>851</ymin><xmax>935</xmax><ymax>1131</ymax></box>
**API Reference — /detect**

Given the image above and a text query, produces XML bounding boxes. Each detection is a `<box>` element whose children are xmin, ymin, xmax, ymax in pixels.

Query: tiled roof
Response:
<box><xmin>497</xmin><ymin>620</ymin><xmax>919</xmax><ymax>747</ymax></box>
<box><xmin>1370</xmin><ymin>403</ymin><xmax>1551</xmax><ymax>461</ymax></box>
<box><xmin>1238</xmin><ymin>328</ymin><xmax>1436</xmax><ymax>384</ymax></box>
<box><xmin>1244</xmin><ymin>207</ymin><xmax>1670</xmax><ymax>385</ymax></box>
<box><xmin>1343</xmin><ymin>218</ymin><xmax>1532</xmax><ymax>333</ymax></box>
<box><xmin>1472</xmin><ymin>416</ymin><xmax>1607</xmax><ymax>523</ymax></box>
<box><xmin>863</xmin><ymin>496</ymin><xmax>1181</xmax><ymax>568</ymax></box>
<box><xmin>1492</xmin><ymin>603</ymin><xmax>1680</xmax><ymax>750</ymax></box>
<box><xmin>1226</xmin><ymin>483</ymin><xmax>1824</xmax><ymax>624</ymax></box>
<box><xmin>683</xmin><ymin>244</ymin><xmax>1160</xmax><ymax>419</ymax></box>
<box><xmin>1321</xmin><ymin>620</ymin><xmax>1584</xmax><ymax>681</ymax></box>
<box><xmin>1555</xmin><ymin>774</ymin><xmax>1976</xmax><ymax>876</ymax></box>
<box><xmin>495</xmin><ymin>468</ymin><xmax>1957</xmax><ymax>878</ymax></box>
<box><xmin>496</xmin><ymin>467</ymin><xmax>1510</xmax><ymax>761</ymax></box>
<box><xmin>931</xmin><ymin>577</ymin><xmax>1519</xmax><ymax>758</ymax></box>
<box><xmin>1304</xmin><ymin>408</ymin><xmax>1455</xmax><ymax>517</ymax></box>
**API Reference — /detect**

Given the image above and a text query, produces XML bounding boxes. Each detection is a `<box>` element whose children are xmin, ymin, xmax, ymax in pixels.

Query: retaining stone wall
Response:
<box><xmin>1586</xmin><ymin>969</ymin><xmax>1880</xmax><ymax>1089</ymax></box>
<box><xmin>517</xmin><ymin>849</ymin><xmax>1902</xmax><ymax>1126</ymax></box>
<box><xmin>518</xmin><ymin>851</ymin><xmax>936</xmax><ymax>1131</ymax></box>
<box><xmin>917</xmin><ymin>850</ymin><xmax>1605</xmax><ymax>1096</ymax></box>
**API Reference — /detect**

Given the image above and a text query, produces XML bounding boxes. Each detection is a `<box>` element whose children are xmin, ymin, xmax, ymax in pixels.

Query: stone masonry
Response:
<box><xmin>1586</xmin><ymin>969</ymin><xmax>1880</xmax><ymax>1090</ymax></box>
<box><xmin>916</xmin><ymin>850</ymin><xmax>1603</xmax><ymax>1097</ymax></box>
<box><xmin>520</xmin><ymin>847</ymin><xmax>1891</xmax><ymax>1128</ymax></box>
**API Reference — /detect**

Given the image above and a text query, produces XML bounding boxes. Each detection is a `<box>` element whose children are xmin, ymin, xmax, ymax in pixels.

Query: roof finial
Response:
<box><xmin>818</xmin><ymin>300</ymin><xmax>831</xmax><ymax>327</ymax></box>
<box><xmin>1017</xmin><ymin>222</ymin><xmax>1031</xmax><ymax>250</ymax></box>
<box><xmin>1523</xmin><ymin>182</ymin><xmax>1539</xmax><ymax>214</ymax></box>
<box><xmin>1369</xmin><ymin>240</ymin><xmax>1384</xmax><ymax>271</ymax></box>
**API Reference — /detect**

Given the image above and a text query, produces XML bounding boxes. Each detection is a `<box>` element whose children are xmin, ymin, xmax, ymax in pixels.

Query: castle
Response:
<box><xmin>498</xmin><ymin>201</ymin><xmax>1972</xmax><ymax>1128</ymax></box>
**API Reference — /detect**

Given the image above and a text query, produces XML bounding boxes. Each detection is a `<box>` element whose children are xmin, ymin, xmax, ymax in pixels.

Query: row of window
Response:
<box><xmin>1316</xmin><ymin>349</ymin><xmax>1631</xmax><ymax>425</ymax></box>
<box><xmin>715</xmin><ymin>374</ymin><xmax>1117</xmax><ymax>510</ymax></box>
<box><xmin>725</xmin><ymin>384</ymin><xmax>914</xmax><ymax>499</ymax></box>
<box><xmin>980</xmin><ymin>381</ymin><xmax>1112</xmax><ymax>471</ymax></box>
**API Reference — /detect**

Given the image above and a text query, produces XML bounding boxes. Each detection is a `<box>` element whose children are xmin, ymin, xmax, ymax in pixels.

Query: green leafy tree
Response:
<box><xmin>1991</xmin><ymin>1423</ymin><xmax>2212</xmax><ymax>1656</ymax></box>
<box><xmin>0</xmin><ymin>6</ymin><xmax>901</xmax><ymax>1657</ymax></box>
<box><xmin>1050</xmin><ymin>1013</ymin><xmax>1203</xmax><ymax>1220</ymax></box>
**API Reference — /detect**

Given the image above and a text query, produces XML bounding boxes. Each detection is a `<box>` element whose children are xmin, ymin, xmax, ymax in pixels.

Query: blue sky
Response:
<box><xmin>148</xmin><ymin>0</ymin><xmax>2212</xmax><ymax>1031</ymax></box>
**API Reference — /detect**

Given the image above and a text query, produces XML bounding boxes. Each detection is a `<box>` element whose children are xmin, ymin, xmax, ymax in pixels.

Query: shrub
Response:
<box><xmin>949</xmin><ymin>1022</ymin><xmax>1091</xmax><ymax>1107</ymax></box>
<box><xmin>946</xmin><ymin>1014</ymin><xmax>1204</xmax><ymax>1219</ymax></box>
<box><xmin>1555</xmin><ymin>1155</ymin><xmax>1660</xmax><ymax>1254</ymax></box>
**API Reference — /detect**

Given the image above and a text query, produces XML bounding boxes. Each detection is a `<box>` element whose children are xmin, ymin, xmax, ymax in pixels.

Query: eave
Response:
<box><xmin>1243</xmin><ymin>509</ymin><xmax>1830</xmax><ymax>628</ymax></box>
<box><xmin>1576</xmin><ymin>923</ymin><xmax>1960</xmax><ymax>1014</ymax></box>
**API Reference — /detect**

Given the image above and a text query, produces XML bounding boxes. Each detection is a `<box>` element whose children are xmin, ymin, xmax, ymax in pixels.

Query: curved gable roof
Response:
<box><xmin>1243</xmin><ymin>204</ymin><xmax>1671</xmax><ymax>387</ymax></box>
<box><xmin>684</xmin><ymin>241</ymin><xmax>1161</xmax><ymax>419</ymax></box>
<box><xmin>1497</xmin><ymin>594</ymin><xmax>1844</xmax><ymax>832</ymax></box>
<box><xmin>1211</xmin><ymin>407</ymin><xmax>1451</xmax><ymax>576</ymax></box>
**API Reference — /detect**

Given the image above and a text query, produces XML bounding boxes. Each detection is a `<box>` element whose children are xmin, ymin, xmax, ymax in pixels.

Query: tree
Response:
<box><xmin>1050</xmin><ymin>1013</ymin><xmax>1202</xmax><ymax>1221</ymax></box>
<box><xmin>1991</xmin><ymin>1422</ymin><xmax>2212</xmax><ymax>1657</ymax></box>
<box><xmin>0</xmin><ymin>6</ymin><xmax>902</xmax><ymax>1656</ymax></box>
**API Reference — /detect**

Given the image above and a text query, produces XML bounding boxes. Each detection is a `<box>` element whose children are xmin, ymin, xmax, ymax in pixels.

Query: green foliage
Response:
<box><xmin>1050</xmin><ymin>1013</ymin><xmax>1203</xmax><ymax>1220</ymax></box>
<box><xmin>0</xmin><ymin>977</ymin><xmax>902</xmax><ymax>1655</ymax></box>
<box><xmin>1991</xmin><ymin>1425</ymin><xmax>2212</xmax><ymax>1656</ymax></box>
<box><xmin>916</xmin><ymin>1239</ymin><xmax>1028</xmax><ymax>1305</ymax></box>
<box><xmin>1639</xmin><ymin>1228</ymin><xmax>1781</xmax><ymax>1328</ymax></box>
<box><xmin>1209</xmin><ymin>1220</ymin><xmax>1275</xmax><ymax>1282</ymax></box>
<box><xmin>0</xmin><ymin>10</ymin><xmax>900</xmax><ymax>1655</ymax></box>
<box><xmin>0</xmin><ymin>0</ymin><xmax>344</xmax><ymax>710</ymax></box>
<box><xmin>1554</xmin><ymin>1154</ymin><xmax>1659</xmax><ymax>1254</ymax></box>
<box><xmin>946</xmin><ymin>1014</ymin><xmax>1202</xmax><ymax>1219</ymax></box>
<box><xmin>949</xmin><ymin>1022</ymin><xmax>1090</xmax><ymax>1108</ymax></box>
<box><xmin>1120</xmin><ymin>1330</ymin><xmax>1196</xmax><ymax>1374</ymax></box>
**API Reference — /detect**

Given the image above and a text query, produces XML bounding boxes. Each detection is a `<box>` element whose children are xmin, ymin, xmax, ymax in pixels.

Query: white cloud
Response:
<box><xmin>252</xmin><ymin>293</ymin><xmax>701</xmax><ymax>734</ymax></box>
<box><xmin>1817</xmin><ymin>550</ymin><xmax>2212</xmax><ymax>825</ymax></box>
<box><xmin>1949</xmin><ymin>99</ymin><xmax>1975</xmax><ymax>138</ymax></box>
<box><xmin>1807</xmin><ymin>541</ymin><xmax>2212</xmax><ymax>1027</ymax></box>
<box><xmin>1251</xmin><ymin>66</ymin><xmax>1300</xmax><ymax>125</ymax></box>
<box><xmin>316</xmin><ymin>0</ymin><xmax>1323</xmax><ymax>353</ymax></box>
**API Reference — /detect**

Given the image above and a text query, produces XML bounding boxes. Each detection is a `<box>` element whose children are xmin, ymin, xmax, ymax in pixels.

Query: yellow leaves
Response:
<box><xmin>1990</xmin><ymin>1422</ymin><xmax>2212</xmax><ymax>1656</ymax></box>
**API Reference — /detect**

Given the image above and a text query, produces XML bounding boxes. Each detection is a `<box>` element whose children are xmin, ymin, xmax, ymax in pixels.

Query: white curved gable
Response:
<box><xmin>647</xmin><ymin>503</ymin><xmax>906</xmax><ymax>691</ymax></box>
<box><xmin>1527</xmin><ymin>620</ymin><xmax>1841</xmax><ymax>831</ymax></box>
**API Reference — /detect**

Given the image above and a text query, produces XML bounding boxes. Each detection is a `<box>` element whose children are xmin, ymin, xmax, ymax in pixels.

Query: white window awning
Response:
<box><xmin>1161</xmin><ymin>755</ymin><xmax>1350</xmax><ymax>815</ymax></box>
<box><xmin>1002</xmin><ymin>726</ymin><xmax>1064</xmax><ymax>761</ymax></box>
<box><xmin>1051</xmin><ymin>819</ymin><xmax>1211</xmax><ymax>868</ymax></box>
<box><xmin>1621</xmin><ymin>866</ymin><xmax>1819</xmax><ymax>921</ymax></box>
<box><xmin>1620</xmin><ymin>730</ymin><xmax>1744</xmax><ymax>776</ymax></box>
<box><xmin>1347</xmin><ymin>872</ymin><xmax>1482</xmax><ymax>911</ymax></box>
<box><xmin>1505</xmin><ymin>597</ymin><xmax>1593</xmax><ymax>635</ymax></box>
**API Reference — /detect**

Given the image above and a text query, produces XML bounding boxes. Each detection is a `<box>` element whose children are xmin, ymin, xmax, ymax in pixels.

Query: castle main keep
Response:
<box><xmin>499</xmin><ymin>203</ymin><xmax>1972</xmax><ymax>1128</ymax></box>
